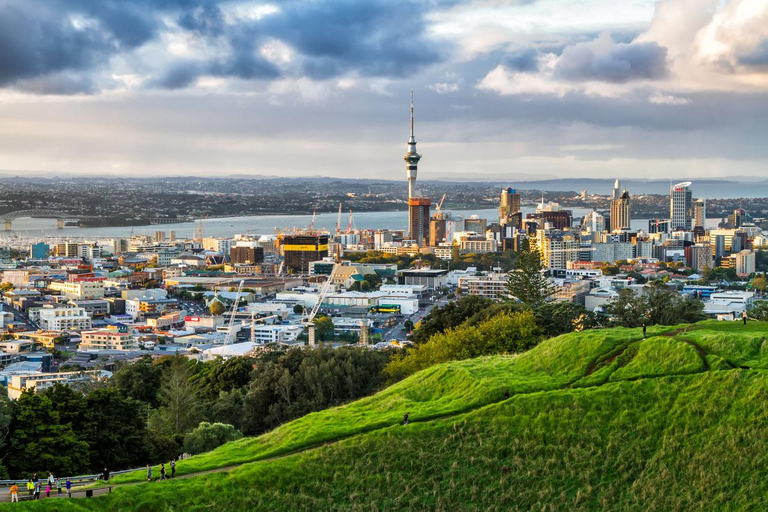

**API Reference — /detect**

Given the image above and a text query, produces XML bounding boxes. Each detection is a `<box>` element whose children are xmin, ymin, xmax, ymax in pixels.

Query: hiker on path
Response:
<box><xmin>33</xmin><ymin>482</ymin><xmax>40</xmax><ymax>500</ymax></box>
<box><xmin>146</xmin><ymin>464</ymin><xmax>152</xmax><ymax>482</ymax></box>
<box><xmin>47</xmin><ymin>473</ymin><xmax>54</xmax><ymax>489</ymax></box>
<box><xmin>504</xmin><ymin>389</ymin><xmax>510</xmax><ymax>400</ymax></box>
<box><xmin>170</xmin><ymin>460</ymin><xmax>176</xmax><ymax>478</ymax></box>
<box><xmin>10</xmin><ymin>483</ymin><xmax>18</xmax><ymax>503</ymax></box>
<box><xmin>160</xmin><ymin>463</ymin><xmax>167</xmax><ymax>480</ymax></box>
<box><xmin>26</xmin><ymin>479</ymin><xmax>33</xmax><ymax>497</ymax></box>
<box><xmin>403</xmin><ymin>412</ymin><xmax>410</xmax><ymax>425</ymax></box>
<box><xmin>65</xmin><ymin>479</ymin><xmax>72</xmax><ymax>498</ymax></box>
<box><xmin>102</xmin><ymin>468</ymin><xmax>110</xmax><ymax>481</ymax></box>
<box><xmin>56</xmin><ymin>478</ymin><xmax>62</xmax><ymax>496</ymax></box>
<box><xmin>743</xmin><ymin>311</ymin><xmax>748</xmax><ymax>325</ymax></box>
<box><xmin>642</xmin><ymin>323</ymin><xmax>647</xmax><ymax>339</ymax></box>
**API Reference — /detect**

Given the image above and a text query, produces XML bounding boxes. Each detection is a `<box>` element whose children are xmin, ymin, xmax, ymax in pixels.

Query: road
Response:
<box><xmin>380</xmin><ymin>296</ymin><xmax>451</xmax><ymax>341</ymax></box>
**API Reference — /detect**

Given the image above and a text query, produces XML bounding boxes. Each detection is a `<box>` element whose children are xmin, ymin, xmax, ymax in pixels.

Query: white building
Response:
<box><xmin>7</xmin><ymin>370</ymin><xmax>110</xmax><ymax>400</ymax></box>
<box><xmin>704</xmin><ymin>291</ymin><xmax>755</xmax><ymax>316</ymax></box>
<box><xmin>36</xmin><ymin>304</ymin><xmax>92</xmax><ymax>331</ymax></box>
<box><xmin>458</xmin><ymin>273</ymin><xmax>507</xmax><ymax>299</ymax></box>
<box><xmin>79</xmin><ymin>330</ymin><xmax>138</xmax><ymax>351</ymax></box>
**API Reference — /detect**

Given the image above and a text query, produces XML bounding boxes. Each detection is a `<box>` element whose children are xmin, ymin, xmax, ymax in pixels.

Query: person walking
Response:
<box><xmin>10</xmin><ymin>483</ymin><xmax>18</xmax><ymax>503</ymax></box>
<box><xmin>160</xmin><ymin>463</ymin><xmax>166</xmax><ymax>481</ymax></box>
<box><xmin>743</xmin><ymin>311</ymin><xmax>748</xmax><ymax>325</ymax></box>
<box><xmin>170</xmin><ymin>460</ymin><xmax>176</xmax><ymax>479</ymax></box>
<box><xmin>65</xmin><ymin>478</ymin><xmax>72</xmax><ymax>498</ymax></box>
<box><xmin>642</xmin><ymin>323</ymin><xmax>647</xmax><ymax>340</ymax></box>
<box><xmin>31</xmin><ymin>473</ymin><xmax>38</xmax><ymax>487</ymax></box>
<box><xmin>47</xmin><ymin>473</ymin><xmax>54</xmax><ymax>489</ymax></box>
<box><xmin>33</xmin><ymin>482</ymin><xmax>40</xmax><ymax>500</ymax></box>
<box><xmin>45</xmin><ymin>483</ymin><xmax>50</xmax><ymax>498</ymax></box>
<box><xmin>102</xmin><ymin>467</ymin><xmax>110</xmax><ymax>481</ymax></box>
<box><xmin>146</xmin><ymin>464</ymin><xmax>152</xmax><ymax>482</ymax></box>
<box><xmin>403</xmin><ymin>412</ymin><xmax>410</xmax><ymax>425</ymax></box>
<box><xmin>504</xmin><ymin>389</ymin><xmax>510</xmax><ymax>400</ymax></box>
<box><xmin>56</xmin><ymin>478</ymin><xmax>62</xmax><ymax>496</ymax></box>
<box><xmin>26</xmin><ymin>479</ymin><xmax>34</xmax><ymax>497</ymax></box>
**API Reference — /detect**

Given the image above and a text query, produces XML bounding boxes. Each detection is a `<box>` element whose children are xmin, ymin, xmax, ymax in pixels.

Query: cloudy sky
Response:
<box><xmin>0</xmin><ymin>0</ymin><xmax>767</xmax><ymax>181</ymax></box>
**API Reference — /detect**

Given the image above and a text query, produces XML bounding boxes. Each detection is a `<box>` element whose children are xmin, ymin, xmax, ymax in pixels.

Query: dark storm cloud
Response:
<box><xmin>554</xmin><ymin>34</ymin><xmax>668</xmax><ymax>83</ymax></box>
<box><xmin>739</xmin><ymin>39</ymin><xmax>768</xmax><ymax>67</ymax></box>
<box><xmin>260</xmin><ymin>0</ymin><xmax>447</xmax><ymax>78</ymax></box>
<box><xmin>178</xmin><ymin>3</ymin><xmax>226</xmax><ymax>37</ymax></box>
<box><xmin>502</xmin><ymin>48</ymin><xmax>541</xmax><ymax>72</ymax></box>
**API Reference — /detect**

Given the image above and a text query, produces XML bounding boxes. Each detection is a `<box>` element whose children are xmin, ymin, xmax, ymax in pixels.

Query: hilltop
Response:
<box><xmin>10</xmin><ymin>320</ymin><xmax>768</xmax><ymax>511</ymax></box>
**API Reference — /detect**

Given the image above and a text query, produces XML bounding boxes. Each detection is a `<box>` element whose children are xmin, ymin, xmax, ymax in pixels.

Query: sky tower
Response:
<box><xmin>404</xmin><ymin>90</ymin><xmax>421</xmax><ymax>200</ymax></box>
<box><xmin>404</xmin><ymin>91</ymin><xmax>430</xmax><ymax>246</ymax></box>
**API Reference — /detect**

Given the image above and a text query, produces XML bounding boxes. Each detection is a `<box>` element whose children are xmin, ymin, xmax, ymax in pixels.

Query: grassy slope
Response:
<box><xmin>10</xmin><ymin>320</ymin><xmax>768</xmax><ymax>511</ymax></box>
<box><xmin>108</xmin><ymin>325</ymin><xmax>662</xmax><ymax>483</ymax></box>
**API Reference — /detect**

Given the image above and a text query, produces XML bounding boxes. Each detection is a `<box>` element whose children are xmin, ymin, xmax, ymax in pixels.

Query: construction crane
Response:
<box><xmin>309</xmin><ymin>207</ymin><xmax>317</xmax><ymax>233</ymax></box>
<box><xmin>436</xmin><ymin>193</ymin><xmax>447</xmax><ymax>212</ymax></box>
<box><xmin>303</xmin><ymin>257</ymin><xmax>341</xmax><ymax>347</ymax></box>
<box><xmin>223</xmin><ymin>280</ymin><xmax>244</xmax><ymax>345</ymax></box>
<box><xmin>335</xmin><ymin>203</ymin><xmax>342</xmax><ymax>235</ymax></box>
<box><xmin>346</xmin><ymin>209</ymin><xmax>356</xmax><ymax>234</ymax></box>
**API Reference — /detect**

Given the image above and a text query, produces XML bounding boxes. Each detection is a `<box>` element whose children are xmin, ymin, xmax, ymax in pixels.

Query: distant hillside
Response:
<box><xmin>13</xmin><ymin>321</ymin><xmax>768</xmax><ymax>511</ymax></box>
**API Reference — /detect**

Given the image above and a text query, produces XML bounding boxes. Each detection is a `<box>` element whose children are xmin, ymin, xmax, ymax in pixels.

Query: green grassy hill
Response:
<box><xmin>11</xmin><ymin>320</ymin><xmax>768</xmax><ymax>511</ymax></box>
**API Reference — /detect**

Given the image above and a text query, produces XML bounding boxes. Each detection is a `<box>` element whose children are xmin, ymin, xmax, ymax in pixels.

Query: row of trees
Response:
<box><xmin>0</xmin><ymin>347</ymin><xmax>391</xmax><ymax>479</ymax></box>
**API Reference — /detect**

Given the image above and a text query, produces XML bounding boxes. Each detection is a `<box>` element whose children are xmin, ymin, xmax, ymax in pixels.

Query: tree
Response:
<box><xmin>112</xmin><ymin>356</ymin><xmax>163</xmax><ymax>406</ymax></box>
<box><xmin>82</xmin><ymin>388</ymin><xmax>150</xmax><ymax>471</ymax></box>
<box><xmin>7</xmin><ymin>392</ymin><xmax>89</xmax><ymax>476</ymax></box>
<box><xmin>158</xmin><ymin>356</ymin><xmax>203</xmax><ymax>435</ymax></box>
<box><xmin>293</xmin><ymin>304</ymin><xmax>304</xmax><ymax>315</ymax></box>
<box><xmin>403</xmin><ymin>319</ymin><xmax>414</xmax><ymax>333</ymax></box>
<box><xmin>182</xmin><ymin>422</ymin><xmax>243</xmax><ymax>455</ymax></box>
<box><xmin>313</xmin><ymin>316</ymin><xmax>335</xmax><ymax>341</ymax></box>
<box><xmin>534</xmin><ymin>302</ymin><xmax>596</xmax><ymax>337</ymax></box>
<box><xmin>506</xmin><ymin>243</ymin><xmax>552</xmax><ymax>307</ymax></box>
<box><xmin>750</xmin><ymin>301</ymin><xmax>768</xmax><ymax>320</ymax></box>
<box><xmin>604</xmin><ymin>284</ymin><xmax>706</xmax><ymax>327</ymax></box>
<box><xmin>0</xmin><ymin>282</ymin><xmax>13</xmax><ymax>293</ymax></box>
<box><xmin>411</xmin><ymin>296</ymin><xmax>494</xmax><ymax>344</ymax></box>
<box><xmin>752</xmin><ymin>276</ymin><xmax>767</xmax><ymax>293</ymax></box>
<box><xmin>385</xmin><ymin>310</ymin><xmax>541</xmax><ymax>381</ymax></box>
<box><xmin>241</xmin><ymin>347</ymin><xmax>388</xmax><ymax>435</ymax></box>
<box><xmin>209</xmin><ymin>300</ymin><xmax>226</xmax><ymax>316</ymax></box>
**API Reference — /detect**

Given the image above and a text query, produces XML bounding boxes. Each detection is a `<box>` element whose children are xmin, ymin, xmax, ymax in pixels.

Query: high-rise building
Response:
<box><xmin>429</xmin><ymin>213</ymin><xmax>447</xmax><ymax>247</ymax></box>
<box><xmin>670</xmin><ymin>182</ymin><xmax>693</xmax><ymax>231</ymax></box>
<box><xmin>408</xmin><ymin>198</ymin><xmax>431</xmax><ymax>247</ymax></box>
<box><xmin>154</xmin><ymin>231</ymin><xmax>165</xmax><ymax>243</ymax></box>
<box><xmin>281</xmin><ymin>234</ymin><xmax>329</xmax><ymax>272</ymax></box>
<box><xmin>609</xmin><ymin>181</ymin><xmax>631</xmax><ymax>232</ymax></box>
<box><xmin>230</xmin><ymin>246</ymin><xmax>264</xmax><ymax>265</ymax></box>
<box><xmin>730</xmin><ymin>208</ymin><xmax>745</xmax><ymax>229</ymax></box>
<box><xmin>499</xmin><ymin>187</ymin><xmax>521</xmax><ymax>226</ymax></box>
<box><xmin>169</xmin><ymin>231</ymin><xmax>176</xmax><ymax>242</ymax></box>
<box><xmin>403</xmin><ymin>92</ymin><xmax>430</xmax><ymax>246</ymax></box>
<box><xmin>535</xmin><ymin>229</ymin><xmax>579</xmax><ymax>269</ymax></box>
<box><xmin>693</xmin><ymin>199</ymin><xmax>706</xmax><ymax>229</ymax></box>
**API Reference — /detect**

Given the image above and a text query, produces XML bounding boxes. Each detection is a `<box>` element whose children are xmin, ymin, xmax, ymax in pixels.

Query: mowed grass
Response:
<box><xmin>18</xmin><ymin>369</ymin><xmax>768</xmax><ymax>511</ymax></box>
<box><xmin>107</xmin><ymin>325</ymin><xmax>656</xmax><ymax>484</ymax></box>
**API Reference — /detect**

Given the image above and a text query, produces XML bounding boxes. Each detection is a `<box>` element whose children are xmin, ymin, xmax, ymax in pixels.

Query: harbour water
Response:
<box><xmin>0</xmin><ymin>207</ymin><xmax>718</xmax><ymax>241</ymax></box>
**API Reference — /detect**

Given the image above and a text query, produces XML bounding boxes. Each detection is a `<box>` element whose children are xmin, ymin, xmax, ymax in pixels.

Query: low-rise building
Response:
<box><xmin>35</xmin><ymin>304</ymin><xmax>92</xmax><ymax>331</ymax></box>
<box><xmin>49</xmin><ymin>280</ymin><xmax>105</xmax><ymax>300</ymax></box>
<box><xmin>7</xmin><ymin>370</ymin><xmax>111</xmax><ymax>400</ymax></box>
<box><xmin>79</xmin><ymin>330</ymin><xmax>139</xmax><ymax>351</ymax></box>
<box><xmin>458</xmin><ymin>273</ymin><xmax>507</xmax><ymax>299</ymax></box>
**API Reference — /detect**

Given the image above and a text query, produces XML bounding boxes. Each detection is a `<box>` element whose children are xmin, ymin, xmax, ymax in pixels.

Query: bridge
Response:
<box><xmin>0</xmin><ymin>209</ymin><xmax>101</xmax><ymax>231</ymax></box>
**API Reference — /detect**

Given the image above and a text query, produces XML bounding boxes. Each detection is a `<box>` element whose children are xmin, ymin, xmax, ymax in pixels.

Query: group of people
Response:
<box><xmin>146</xmin><ymin>460</ymin><xmax>176</xmax><ymax>482</ymax></box>
<box><xmin>9</xmin><ymin>472</ymin><xmax>72</xmax><ymax>502</ymax></box>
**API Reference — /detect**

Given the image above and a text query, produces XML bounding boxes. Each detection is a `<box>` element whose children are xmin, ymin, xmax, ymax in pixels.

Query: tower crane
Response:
<box><xmin>223</xmin><ymin>280</ymin><xmax>244</xmax><ymax>345</ymax></box>
<box><xmin>309</xmin><ymin>207</ymin><xmax>317</xmax><ymax>233</ymax></box>
<box><xmin>303</xmin><ymin>256</ymin><xmax>341</xmax><ymax>347</ymax></box>
<box><xmin>335</xmin><ymin>203</ymin><xmax>342</xmax><ymax>235</ymax></box>
<box><xmin>436</xmin><ymin>194</ymin><xmax>447</xmax><ymax>212</ymax></box>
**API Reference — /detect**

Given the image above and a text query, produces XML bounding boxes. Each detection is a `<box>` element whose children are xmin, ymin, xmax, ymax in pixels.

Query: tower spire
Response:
<box><xmin>410</xmin><ymin>89</ymin><xmax>414</xmax><ymax>140</ymax></box>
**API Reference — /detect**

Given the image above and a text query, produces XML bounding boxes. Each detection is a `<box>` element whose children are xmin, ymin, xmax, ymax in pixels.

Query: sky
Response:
<box><xmin>0</xmin><ymin>0</ymin><xmax>767</xmax><ymax>182</ymax></box>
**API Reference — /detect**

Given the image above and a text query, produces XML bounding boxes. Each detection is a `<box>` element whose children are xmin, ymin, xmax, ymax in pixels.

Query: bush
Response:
<box><xmin>385</xmin><ymin>310</ymin><xmax>541</xmax><ymax>381</ymax></box>
<box><xmin>183</xmin><ymin>422</ymin><xmax>243</xmax><ymax>455</ymax></box>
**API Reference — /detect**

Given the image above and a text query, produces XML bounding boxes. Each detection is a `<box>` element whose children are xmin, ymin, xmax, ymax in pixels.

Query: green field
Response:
<box><xmin>9</xmin><ymin>320</ymin><xmax>768</xmax><ymax>511</ymax></box>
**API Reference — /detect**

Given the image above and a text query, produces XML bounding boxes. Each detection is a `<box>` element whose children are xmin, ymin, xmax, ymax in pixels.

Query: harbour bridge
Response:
<box><xmin>0</xmin><ymin>209</ymin><xmax>101</xmax><ymax>231</ymax></box>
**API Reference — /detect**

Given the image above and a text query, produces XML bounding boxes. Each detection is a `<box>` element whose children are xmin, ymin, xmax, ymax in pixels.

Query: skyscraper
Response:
<box><xmin>670</xmin><ymin>182</ymin><xmax>693</xmax><ymax>231</ymax></box>
<box><xmin>693</xmin><ymin>199</ymin><xmax>706</xmax><ymax>229</ymax></box>
<box><xmin>609</xmin><ymin>181</ymin><xmax>631</xmax><ymax>232</ymax></box>
<box><xmin>404</xmin><ymin>91</ymin><xmax>430</xmax><ymax>245</ymax></box>
<box><xmin>499</xmin><ymin>187</ymin><xmax>521</xmax><ymax>226</ymax></box>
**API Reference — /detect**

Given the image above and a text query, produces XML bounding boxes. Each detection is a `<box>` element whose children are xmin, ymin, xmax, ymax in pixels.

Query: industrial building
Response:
<box><xmin>281</xmin><ymin>234</ymin><xmax>330</xmax><ymax>272</ymax></box>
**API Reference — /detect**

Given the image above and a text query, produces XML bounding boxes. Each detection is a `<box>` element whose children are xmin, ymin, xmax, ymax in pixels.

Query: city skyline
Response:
<box><xmin>0</xmin><ymin>0</ymin><xmax>766</xmax><ymax>180</ymax></box>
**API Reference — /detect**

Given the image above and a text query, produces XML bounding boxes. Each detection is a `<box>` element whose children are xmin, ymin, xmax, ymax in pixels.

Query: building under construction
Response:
<box><xmin>280</xmin><ymin>234</ymin><xmax>330</xmax><ymax>272</ymax></box>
